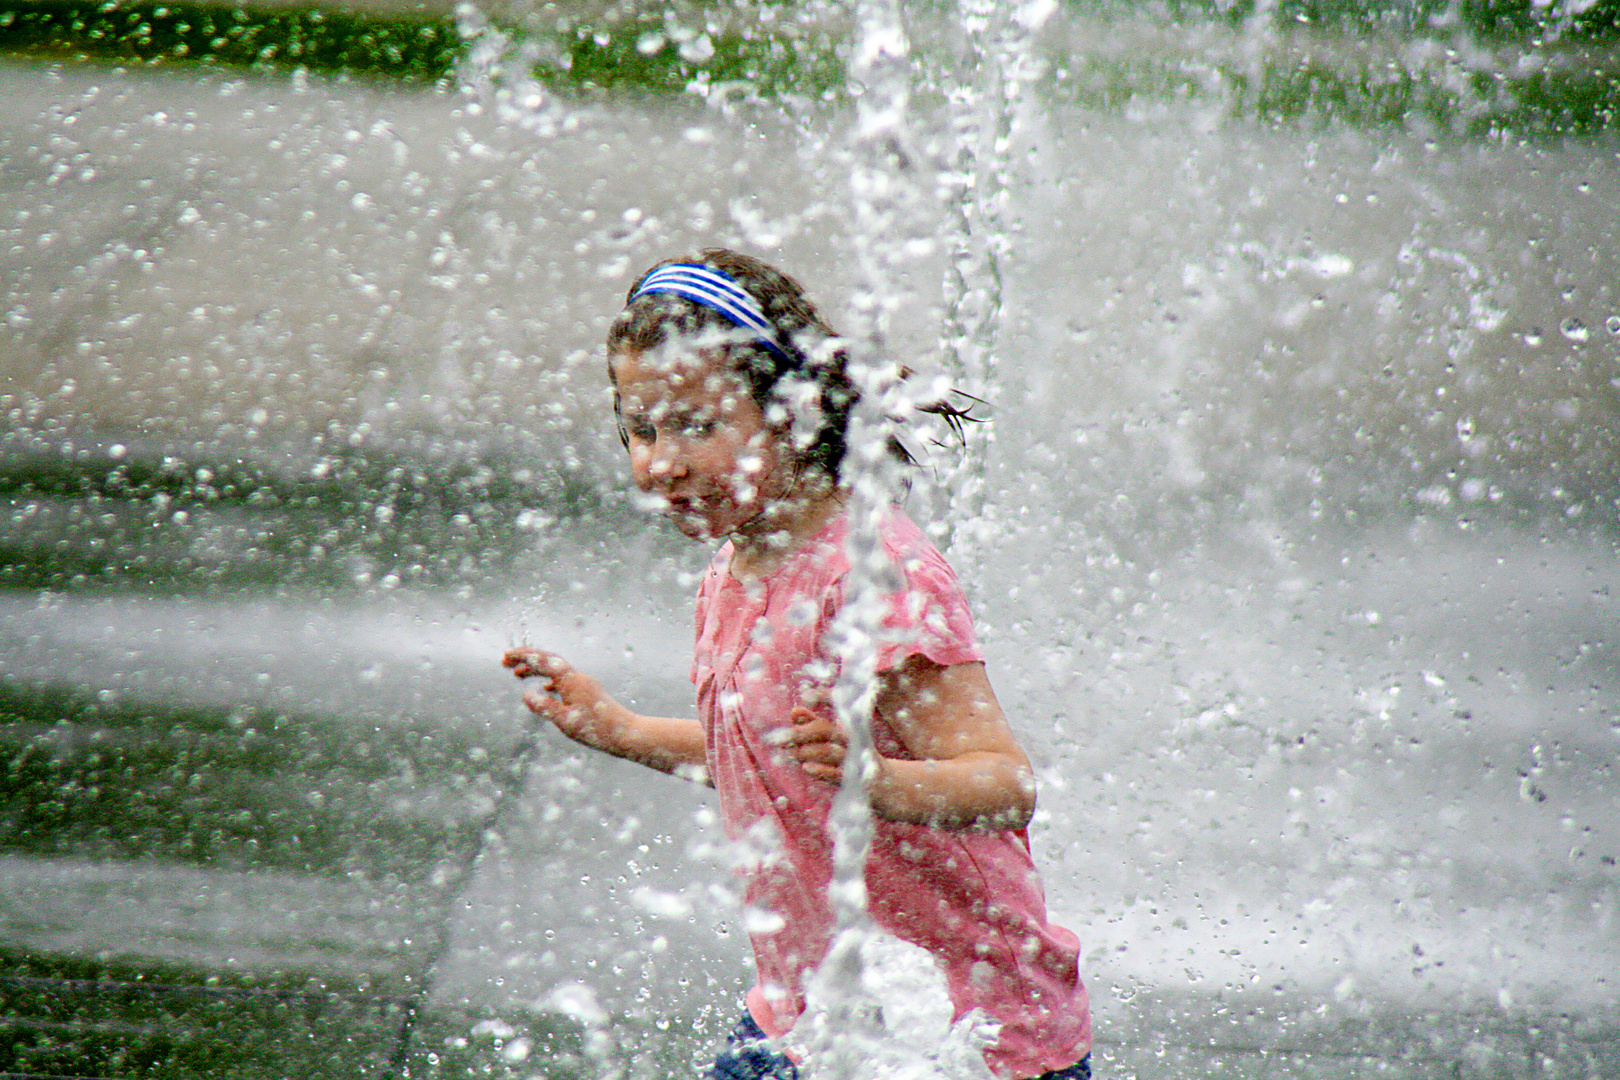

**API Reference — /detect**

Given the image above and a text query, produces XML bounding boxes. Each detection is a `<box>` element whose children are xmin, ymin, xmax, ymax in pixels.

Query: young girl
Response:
<box><xmin>502</xmin><ymin>250</ymin><xmax>1091</xmax><ymax>1080</ymax></box>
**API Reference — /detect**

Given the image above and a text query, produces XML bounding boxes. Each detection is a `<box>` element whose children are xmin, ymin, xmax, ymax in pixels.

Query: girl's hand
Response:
<box><xmin>783</xmin><ymin>706</ymin><xmax>852</xmax><ymax>784</ymax></box>
<box><xmin>502</xmin><ymin>647</ymin><xmax>628</xmax><ymax>754</ymax></box>
<box><xmin>502</xmin><ymin>648</ymin><xmax>709</xmax><ymax>779</ymax></box>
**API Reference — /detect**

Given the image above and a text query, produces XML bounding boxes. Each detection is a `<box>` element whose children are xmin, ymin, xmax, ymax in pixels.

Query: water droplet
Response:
<box><xmin>1522</xmin><ymin>328</ymin><xmax>1543</xmax><ymax>347</ymax></box>
<box><xmin>1606</xmin><ymin>315</ymin><xmax>1620</xmax><ymax>336</ymax></box>
<box><xmin>679</xmin><ymin>33</ymin><xmax>715</xmax><ymax>64</ymax></box>
<box><xmin>1560</xmin><ymin>317</ymin><xmax>1589</xmax><ymax>343</ymax></box>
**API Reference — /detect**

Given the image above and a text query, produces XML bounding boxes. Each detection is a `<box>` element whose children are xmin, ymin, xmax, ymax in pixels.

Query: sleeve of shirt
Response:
<box><xmin>871</xmin><ymin>533</ymin><xmax>983</xmax><ymax>674</ymax></box>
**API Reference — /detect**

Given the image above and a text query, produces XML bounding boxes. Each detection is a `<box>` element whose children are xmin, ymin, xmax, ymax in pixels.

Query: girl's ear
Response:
<box><xmin>770</xmin><ymin>374</ymin><xmax>826</xmax><ymax>456</ymax></box>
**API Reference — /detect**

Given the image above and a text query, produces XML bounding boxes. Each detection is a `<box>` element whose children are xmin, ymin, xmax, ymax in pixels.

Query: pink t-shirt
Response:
<box><xmin>691</xmin><ymin>507</ymin><xmax>1091</xmax><ymax>1078</ymax></box>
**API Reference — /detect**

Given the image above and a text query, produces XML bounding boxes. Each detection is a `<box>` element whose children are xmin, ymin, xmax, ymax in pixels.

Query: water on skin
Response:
<box><xmin>1</xmin><ymin>17</ymin><xmax>1618</xmax><ymax>1077</ymax></box>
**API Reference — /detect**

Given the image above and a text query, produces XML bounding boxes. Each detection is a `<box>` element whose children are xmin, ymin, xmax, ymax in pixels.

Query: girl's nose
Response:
<box><xmin>634</xmin><ymin>435</ymin><xmax>686</xmax><ymax>488</ymax></box>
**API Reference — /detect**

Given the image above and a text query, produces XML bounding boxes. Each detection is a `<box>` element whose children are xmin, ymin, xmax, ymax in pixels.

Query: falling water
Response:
<box><xmin>1</xmin><ymin>0</ymin><xmax>1618</xmax><ymax>1077</ymax></box>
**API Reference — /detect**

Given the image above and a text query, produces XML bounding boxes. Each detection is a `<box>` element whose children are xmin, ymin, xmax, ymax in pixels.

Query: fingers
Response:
<box><xmin>786</xmin><ymin>706</ymin><xmax>839</xmax><ymax>740</ymax></box>
<box><xmin>786</xmin><ymin>708</ymin><xmax>843</xmax><ymax>746</ymax></box>
<box><xmin>502</xmin><ymin>647</ymin><xmax>569</xmax><ymax>682</ymax></box>
<box><xmin>785</xmin><ymin>707</ymin><xmax>846</xmax><ymax>782</ymax></box>
<box><xmin>522</xmin><ymin>684</ymin><xmax>597</xmax><ymax>739</ymax></box>
<box><xmin>502</xmin><ymin>646</ymin><xmax>549</xmax><ymax>673</ymax></box>
<box><xmin>507</xmin><ymin>649</ymin><xmax>574</xmax><ymax>720</ymax></box>
<box><xmin>521</xmin><ymin>684</ymin><xmax>562</xmax><ymax>719</ymax></box>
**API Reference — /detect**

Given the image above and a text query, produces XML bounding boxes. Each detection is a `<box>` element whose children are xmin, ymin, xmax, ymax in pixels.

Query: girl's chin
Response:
<box><xmin>665</xmin><ymin>497</ymin><xmax>766</xmax><ymax>542</ymax></box>
<box><xmin>668</xmin><ymin>511</ymin><xmax>719</xmax><ymax>540</ymax></box>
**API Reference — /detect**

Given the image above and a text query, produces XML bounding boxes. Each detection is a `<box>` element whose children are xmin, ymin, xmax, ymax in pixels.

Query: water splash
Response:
<box><xmin>935</xmin><ymin>0</ymin><xmax>1052</xmax><ymax>563</ymax></box>
<box><xmin>795</xmin><ymin>1</ymin><xmax>997</xmax><ymax>1075</ymax></box>
<box><xmin>794</xmin><ymin>930</ymin><xmax>999</xmax><ymax>1080</ymax></box>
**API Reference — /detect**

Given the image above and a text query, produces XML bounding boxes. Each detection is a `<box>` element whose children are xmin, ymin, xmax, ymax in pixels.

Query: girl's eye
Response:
<box><xmin>626</xmin><ymin>417</ymin><xmax>656</xmax><ymax>442</ymax></box>
<box><xmin>683</xmin><ymin>419</ymin><xmax>716</xmax><ymax>437</ymax></box>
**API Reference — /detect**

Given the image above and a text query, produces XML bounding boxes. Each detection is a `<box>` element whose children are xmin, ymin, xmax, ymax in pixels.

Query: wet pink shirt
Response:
<box><xmin>691</xmin><ymin>507</ymin><xmax>1091</xmax><ymax>1078</ymax></box>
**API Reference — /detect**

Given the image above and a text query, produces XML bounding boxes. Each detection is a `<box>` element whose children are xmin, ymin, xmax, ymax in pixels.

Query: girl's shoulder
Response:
<box><xmin>875</xmin><ymin>507</ymin><xmax>960</xmax><ymax>584</ymax></box>
<box><xmin>875</xmin><ymin>505</ymin><xmax>934</xmax><ymax>554</ymax></box>
<box><xmin>811</xmin><ymin>505</ymin><xmax>964</xmax><ymax>606</ymax></box>
<box><xmin>795</xmin><ymin>504</ymin><xmax>943</xmax><ymax>586</ymax></box>
<box><xmin>798</xmin><ymin>505</ymin><xmax>957</xmax><ymax>585</ymax></box>
<box><xmin>708</xmin><ymin>506</ymin><xmax>954</xmax><ymax>601</ymax></box>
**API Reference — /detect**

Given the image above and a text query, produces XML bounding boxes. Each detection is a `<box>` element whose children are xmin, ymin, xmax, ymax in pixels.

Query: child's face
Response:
<box><xmin>610</xmin><ymin>347</ymin><xmax>787</xmax><ymax>541</ymax></box>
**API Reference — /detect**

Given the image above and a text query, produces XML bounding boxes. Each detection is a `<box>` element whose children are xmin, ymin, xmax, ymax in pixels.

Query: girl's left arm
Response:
<box><xmin>784</xmin><ymin>655</ymin><xmax>1036</xmax><ymax>830</ymax></box>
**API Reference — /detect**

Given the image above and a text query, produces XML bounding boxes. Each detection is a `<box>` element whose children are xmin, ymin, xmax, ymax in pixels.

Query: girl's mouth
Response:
<box><xmin>665</xmin><ymin>496</ymin><xmax>713</xmax><ymax>529</ymax></box>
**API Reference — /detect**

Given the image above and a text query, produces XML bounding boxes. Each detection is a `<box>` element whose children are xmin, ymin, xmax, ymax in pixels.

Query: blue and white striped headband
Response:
<box><xmin>630</xmin><ymin>263</ymin><xmax>795</xmax><ymax>365</ymax></box>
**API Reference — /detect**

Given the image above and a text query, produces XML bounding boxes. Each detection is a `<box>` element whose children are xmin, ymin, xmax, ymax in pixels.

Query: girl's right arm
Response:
<box><xmin>502</xmin><ymin>647</ymin><xmax>709</xmax><ymax>781</ymax></box>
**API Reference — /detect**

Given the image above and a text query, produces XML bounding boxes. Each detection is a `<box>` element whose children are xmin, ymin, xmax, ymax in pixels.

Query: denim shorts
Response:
<box><xmin>705</xmin><ymin>1012</ymin><xmax>1092</xmax><ymax>1080</ymax></box>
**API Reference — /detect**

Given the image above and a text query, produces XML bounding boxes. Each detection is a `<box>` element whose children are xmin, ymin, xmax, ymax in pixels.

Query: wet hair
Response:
<box><xmin>607</xmin><ymin>248</ymin><xmax>859</xmax><ymax>481</ymax></box>
<box><xmin>607</xmin><ymin>248</ymin><xmax>979</xmax><ymax>483</ymax></box>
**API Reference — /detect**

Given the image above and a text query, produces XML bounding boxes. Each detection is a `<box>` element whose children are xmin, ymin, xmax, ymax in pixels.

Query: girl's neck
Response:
<box><xmin>728</xmin><ymin>485</ymin><xmax>846</xmax><ymax>583</ymax></box>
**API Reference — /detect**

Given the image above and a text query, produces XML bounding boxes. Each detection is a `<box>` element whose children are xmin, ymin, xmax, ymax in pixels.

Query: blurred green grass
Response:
<box><xmin>0</xmin><ymin>443</ymin><xmax>613</xmax><ymax>595</ymax></box>
<box><xmin>0</xmin><ymin>681</ymin><xmax>554</xmax><ymax>1077</ymax></box>
<box><xmin>1132</xmin><ymin>0</ymin><xmax>1620</xmax><ymax>41</ymax></box>
<box><xmin>0</xmin><ymin>0</ymin><xmax>1616</xmax><ymax>133</ymax></box>
<box><xmin>0</xmin><ymin>1</ymin><xmax>463</xmax><ymax>80</ymax></box>
<box><xmin>1040</xmin><ymin>36</ymin><xmax>1620</xmax><ymax>136</ymax></box>
<box><xmin>0</xmin><ymin>0</ymin><xmax>846</xmax><ymax>97</ymax></box>
<box><xmin>0</xmin><ymin>944</ymin><xmax>703</xmax><ymax>1079</ymax></box>
<box><xmin>0</xmin><ymin>948</ymin><xmax>414</xmax><ymax>1078</ymax></box>
<box><xmin>0</xmin><ymin>682</ymin><xmax>513</xmax><ymax>882</ymax></box>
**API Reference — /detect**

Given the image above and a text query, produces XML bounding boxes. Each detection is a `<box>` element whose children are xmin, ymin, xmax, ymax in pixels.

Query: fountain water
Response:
<box><xmin>1</xmin><ymin>1</ymin><xmax>1617</xmax><ymax>1077</ymax></box>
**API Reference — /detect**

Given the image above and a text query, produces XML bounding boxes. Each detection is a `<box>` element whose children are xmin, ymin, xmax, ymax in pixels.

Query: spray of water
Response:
<box><xmin>791</xmin><ymin>4</ymin><xmax>1030</xmax><ymax>1079</ymax></box>
<box><xmin>936</xmin><ymin>0</ymin><xmax>1053</xmax><ymax>569</ymax></box>
<box><xmin>793</xmin><ymin>1</ymin><xmax>939</xmax><ymax>1073</ymax></box>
